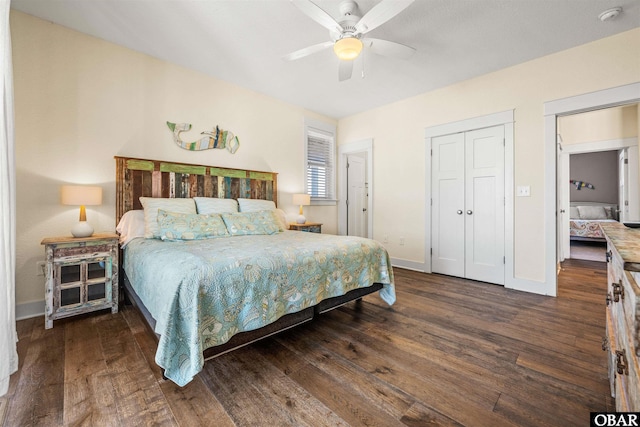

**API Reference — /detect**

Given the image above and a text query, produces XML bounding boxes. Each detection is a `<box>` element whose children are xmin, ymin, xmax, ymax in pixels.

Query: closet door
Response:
<box><xmin>431</xmin><ymin>133</ymin><xmax>465</xmax><ymax>277</ymax></box>
<box><xmin>464</xmin><ymin>126</ymin><xmax>505</xmax><ymax>285</ymax></box>
<box><xmin>431</xmin><ymin>125</ymin><xmax>505</xmax><ymax>285</ymax></box>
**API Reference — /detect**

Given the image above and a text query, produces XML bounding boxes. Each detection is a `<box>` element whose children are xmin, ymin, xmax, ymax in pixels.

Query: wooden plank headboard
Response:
<box><xmin>115</xmin><ymin>156</ymin><xmax>278</xmax><ymax>225</ymax></box>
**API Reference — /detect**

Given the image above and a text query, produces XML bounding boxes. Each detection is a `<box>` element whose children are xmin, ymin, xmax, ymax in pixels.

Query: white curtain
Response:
<box><xmin>0</xmin><ymin>0</ymin><xmax>17</xmax><ymax>397</ymax></box>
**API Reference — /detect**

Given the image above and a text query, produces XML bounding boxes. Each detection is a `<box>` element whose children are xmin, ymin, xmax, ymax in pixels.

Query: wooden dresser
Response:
<box><xmin>600</xmin><ymin>222</ymin><xmax>640</xmax><ymax>411</ymax></box>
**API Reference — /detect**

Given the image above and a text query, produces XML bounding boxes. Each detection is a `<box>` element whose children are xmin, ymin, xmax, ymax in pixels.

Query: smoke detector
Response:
<box><xmin>599</xmin><ymin>7</ymin><xmax>622</xmax><ymax>22</ymax></box>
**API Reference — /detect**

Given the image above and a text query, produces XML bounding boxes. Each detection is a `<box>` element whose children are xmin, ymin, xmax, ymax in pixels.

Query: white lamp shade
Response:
<box><xmin>292</xmin><ymin>193</ymin><xmax>311</xmax><ymax>206</ymax></box>
<box><xmin>61</xmin><ymin>185</ymin><xmax>102</xmax><ymax>206</ymax></box>
<box><xmin>61</xmin><ymin>185</ymin><xmax>102</xmax><ymax>237</ymax></box>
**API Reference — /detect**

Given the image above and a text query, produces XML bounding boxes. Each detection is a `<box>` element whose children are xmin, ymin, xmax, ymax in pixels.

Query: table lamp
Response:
<box><xmin>292</xmin><ymin>193</ymin><xmax>311</xmax><ymax>224</ymax></box>
<box><xmin>61</xmin><ymin>185</ymin><xmax>103</xmax><ymax>237</ymax></box>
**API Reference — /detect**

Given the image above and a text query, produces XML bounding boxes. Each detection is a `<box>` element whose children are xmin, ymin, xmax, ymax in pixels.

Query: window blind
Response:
<box><xmin>306</xmin><ymin>128</ymin><xmax>335</xmax><ymax>201</ymax></box>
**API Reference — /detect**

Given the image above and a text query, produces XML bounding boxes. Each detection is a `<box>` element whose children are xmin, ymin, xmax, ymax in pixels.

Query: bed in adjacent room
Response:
<box><xmin>114</xmin><ymin>156</ymin><xmax>395</xmax><ymax>386</ymax></box>
<box><xmin>569</xmin><ymin>202</ymin><xmax>618</xmax><ymax>241</ymax></box>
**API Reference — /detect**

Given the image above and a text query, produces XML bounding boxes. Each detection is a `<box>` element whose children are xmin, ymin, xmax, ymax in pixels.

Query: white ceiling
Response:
<box><xmin>10</xmin><ymin>0</ymin><xmax>640</xmax><ymax>119</ymax></box>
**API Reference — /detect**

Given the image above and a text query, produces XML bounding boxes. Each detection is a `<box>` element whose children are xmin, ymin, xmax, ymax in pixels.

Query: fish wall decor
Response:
<box><xmin>167</xmin><ymin>121</ymin><xmax>240</xmax><ymax>154</ymax></box>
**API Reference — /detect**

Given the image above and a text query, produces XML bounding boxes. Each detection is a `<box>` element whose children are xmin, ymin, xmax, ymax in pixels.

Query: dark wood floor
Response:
<box><xmin>2</xmin><ymin>259</ymin><xmax>614</xmax><ymax>426</ymax></box>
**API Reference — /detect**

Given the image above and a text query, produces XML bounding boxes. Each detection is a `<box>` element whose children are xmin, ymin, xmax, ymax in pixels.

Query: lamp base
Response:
<box><xmin>296</xmin><ymin>215</ymin><xmax>307</xmax><ymax>224</ymax></box>
<box><xmin>71</xmin><ymin>221</ymin><xmax>94</xmax><ymax>238</ymax></box>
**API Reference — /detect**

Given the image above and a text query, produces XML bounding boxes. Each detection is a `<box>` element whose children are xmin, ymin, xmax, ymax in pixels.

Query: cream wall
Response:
<box><xmin>11</xmin><ymin>11</ymin><xmax>337</xmax><ymax>312</ymax></box>
<box><xmin>338</xmin><ymin>28</ymin><xmax>640</xmax><ymax>287</ymax></box>
<box><xmin>559</xmin><ymin>105</ymin><xmax>638</xmax><ymax>144</ymax></box>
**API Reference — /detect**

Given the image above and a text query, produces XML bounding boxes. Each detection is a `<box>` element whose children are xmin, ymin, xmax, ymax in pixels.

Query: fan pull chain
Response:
<box><xmin>361</xmin><ymin>44</ymin><xmax>366</xmax><ymax>79</ymax></box>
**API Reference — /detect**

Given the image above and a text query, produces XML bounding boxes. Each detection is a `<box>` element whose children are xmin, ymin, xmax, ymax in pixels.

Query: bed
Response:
<box><xmin>114</xmin><ymin>156</ymin><xmax>395</xmax><ymax>386</ymax></box>
<box><xmin>569</xmin><ymin>202</ymin><xmax>618</xmax><ymax>241</ymax></box>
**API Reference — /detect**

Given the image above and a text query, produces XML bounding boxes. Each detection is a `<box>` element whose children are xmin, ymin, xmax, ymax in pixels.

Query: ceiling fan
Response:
<box><xmin>283</xmin><ymin>0</ymin><xmax>416</xmax><ymax>81</ymax></box>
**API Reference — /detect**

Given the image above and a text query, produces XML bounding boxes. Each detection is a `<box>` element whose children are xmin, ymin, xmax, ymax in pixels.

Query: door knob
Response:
<box><xmin>467</xmin><ymin>210</ymin><xmax>473</xmax><ymax>215</ymax></box>
<box><xmin>457</xmin><ymin>210</ymin><xmax>463</xmax><ymax>215</ymax></box>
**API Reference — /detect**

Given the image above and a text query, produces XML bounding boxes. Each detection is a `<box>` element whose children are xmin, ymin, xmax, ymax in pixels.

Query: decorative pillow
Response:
<box><xmin>139</xmin><ymin>197</ymin><xmax>196</xmax><ymax>238</ymax></box>
<box><xmin>194</xmin><ymin>197</ymin><xmax>239</xmax><ymax>214</ymax></box>
<box><xmin>157</xmin><ymin>210</ymin><xmax>229</xmax><ymax>241</ymax></box>
<box><xmin>237</xmin><ymin>198</ymin><xmax>276</xmax><ymax>212</ymax></box>
<box><xmin>569</xmin><ymin>206</ymin><xmax>580</xmax><ymax>219</ymax></box>
<box><xmin>577</xmin><ymin>205</ymin><xmax>608</xmax><ymax>220</ymax></box>
<box><xmin>116</xmin><ymin>210</ymin><xmax>146</xmax><ymax>247</ymax></box>
<box><xmin>604</xmin><ymin>206</ymin><xmax>616</xmax><ymax>220</ymax></box>
<box><xmin>274</xmin><ymin>208</ymin><xmax>289</xmax><ymax>231</ymax></box>
<box><xmin>221</xmin><ymin>210</ymin><xmax>281</xmax><ymax>236</ymax></box>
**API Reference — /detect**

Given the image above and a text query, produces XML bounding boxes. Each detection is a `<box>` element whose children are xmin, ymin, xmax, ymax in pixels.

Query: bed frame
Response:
<box><xmin>114</xmin><ymin>156</ymin><xmax>382</xmax><ymax>362</ymax></box>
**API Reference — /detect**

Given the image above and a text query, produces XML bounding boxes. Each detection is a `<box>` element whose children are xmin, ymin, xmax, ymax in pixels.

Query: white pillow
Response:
<box><xmin>139</xmin><ymin>197</ymin><xmax>196</xmax><ymax>238</ymax></box>
<box><xmin>194</xmin><ymin>197</ymin><xmax>238</xmax><ymax>214</ymax></box>
<box><xmin>577</xmin><ymin>205</ymin><xmax>608</xmax><ymax>220</ymax></box>
<box><xmin>274</xmin><ymin>208</ymin><xmax>289</xmax><ymax>231</ymax></box>
<box><xmin>116</xmin><ymin>210</ymin><xmax>145</xmax><ymax>247</ymax></box>
<box><xmin>569</xmin><ymin>206</ymin><xmax>580</xmax><ymax>219</ymax></box>
<box><xmin>237</xmin><ymin>198</ymin><xmax>276</xmax><ymax>212</ymax></box>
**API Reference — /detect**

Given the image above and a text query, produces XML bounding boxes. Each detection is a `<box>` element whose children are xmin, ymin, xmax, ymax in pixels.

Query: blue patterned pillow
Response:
<box><xmin>221</xmin><ymin>210</ymin><xmax>281</xmax><ymax>236</ymax></box>
<box><xmin>157</xmin><ymin>210</ymin><xmax>229</xmax><ymax>241</ymax></box>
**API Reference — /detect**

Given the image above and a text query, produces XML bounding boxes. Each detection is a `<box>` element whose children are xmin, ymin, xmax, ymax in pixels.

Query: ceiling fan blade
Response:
<box><xmin>283</xmin><ymin>41</ymin><xmax>334</xmax><ymax>61</ymax></box>
<box><xmin>338</xmin><ymin>60</ymin><xmax>353</xmax><ymax>81</ymax></box>
<box><xmin>290</xmin><ymin>0</ymin><xmax>343</xmax><ymax>33</ymax></box>
<box><xmin>355</xmin><ymin>0</ymin><xmax>414</xmax><ymax>34</ymax></box>
<box><xmin>364</xmin><ymin>38</ymin><xmax>415</xmax><ymax>60</ymax></box>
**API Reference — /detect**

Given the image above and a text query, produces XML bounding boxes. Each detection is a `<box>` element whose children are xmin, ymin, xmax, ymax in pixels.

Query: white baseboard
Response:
<box><xmin>390</xmin><ymin>258</ymin><xmax>426</xmax><ymax>272</ymax></box>
<box><xmin>15</xmin><ymin>300</ymin><xmax>44</xmax><ymax>321</ymax></box>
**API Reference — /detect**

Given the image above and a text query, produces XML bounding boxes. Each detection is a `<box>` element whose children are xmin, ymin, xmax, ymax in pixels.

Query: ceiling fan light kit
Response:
<box><xmin>286</xmin><ymin>0</ymin><xmax>416</xmax><ymax>81</ymax></box>
<box><xmin>334</xmin><ymin>37</ymin><xmax>363</xmax><ymax>60</ymax></box>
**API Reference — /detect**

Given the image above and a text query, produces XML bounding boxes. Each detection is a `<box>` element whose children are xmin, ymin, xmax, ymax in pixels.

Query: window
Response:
<box><xmin>304</xmin><ymin>119</ymin><xmax>336</xmax><ymax>204</ymax></box>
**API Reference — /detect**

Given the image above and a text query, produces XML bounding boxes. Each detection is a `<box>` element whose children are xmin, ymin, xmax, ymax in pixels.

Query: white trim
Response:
<box><xmin>390</xmin><ymin>257</ymin><xmax>426</xmax><ymax>272</ymax></box>
<box><xmin>545</xmin><ymin>83</ymin><xmax>640</xmax><ymax>116</ymax></box>
<box><xmin>425</xmin><ymin>110</ymin><xmax>516</xmax><ymax>286</ymax></box>
<box><xmin>544</xmin><ymin>114</ymin><xmax>559</xmax><ymax>296</ymax></box>
<box><xmin>424</xmin><ymin>110</ymin><xmax>514</xmax><ymax>138</ymax></box>
<box><xmin>338</xmin><ymin>139</ymin><xmax>373</xmax><ymax>237</ymax></box>
<box><xmin>561</xmin><ymin>137</ymin><xmax>637</xmax><ymax>154</ymax></box>
<box><xmin>544</xmin><ymin>82</ymin><xmax>640</xmax><ymax>296</ymax></box>
<box><xmin>15</xmin><ymin>300</ymin><xmax>44</xmax><ymax>321</ymax></box>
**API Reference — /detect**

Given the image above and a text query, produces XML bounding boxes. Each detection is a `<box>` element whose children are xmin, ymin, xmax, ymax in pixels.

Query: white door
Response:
<box><xmin>431</xmin><ymin>133</ymin><xmax>466</xmax><ymax>277</ymax></box>
<box><xmin>464</xmin><ymin>127</ymin><xmax>505</xmax><ymax>285</ymax></box>
<box><xmin>347</xmin><ymin>154</ymin><xmax>368</xmax><ymax>237</ymax></box>
<box><xmin>432</xmin><ymin>126</ymin><xmax>505</xmax><ymax>285</ymax></box>
<box><xmin>620</xmin><ymin>149</ymin><xmax>628</xmax><ymax>222</ymax></box>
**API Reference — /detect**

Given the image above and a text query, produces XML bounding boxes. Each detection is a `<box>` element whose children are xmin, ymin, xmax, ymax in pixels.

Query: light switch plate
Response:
<box><xmin>517</xmin><ymin>186</ymin><xmax>531</xmax><ymax>197</ymax></box>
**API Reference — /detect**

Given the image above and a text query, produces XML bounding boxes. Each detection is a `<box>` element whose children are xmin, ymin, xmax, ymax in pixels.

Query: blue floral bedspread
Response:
<box><xmin>123</xmin><ymin>231</ymin><xmax>395</xmax><ymax>386</ymax></box>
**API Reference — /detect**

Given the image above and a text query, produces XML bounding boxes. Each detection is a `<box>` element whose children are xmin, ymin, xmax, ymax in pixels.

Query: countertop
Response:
<box><xmin>600</xmin><ymin>221</ymin><xmax>640</xmax><ymax>272</ymax></box>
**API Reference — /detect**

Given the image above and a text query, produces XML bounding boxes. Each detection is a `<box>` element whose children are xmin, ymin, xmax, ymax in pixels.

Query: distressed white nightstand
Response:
<box><xmin>41</xmin><ymin>233</ymin><xmax>119</xmax><ymax>329</ymax></box>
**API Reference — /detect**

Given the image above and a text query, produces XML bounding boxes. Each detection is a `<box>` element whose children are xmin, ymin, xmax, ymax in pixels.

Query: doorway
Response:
<box><xmin>346</xmin><ymin>153</ymin><xmax>368</xmax><ymax>237</ymax></box>
<box><xmin>556</xmin><ymin>104</ymin><xmax>639</xmax><ymax>262</ymax></box>
<box><xmin>338</xmin><ymin>139</ymin><xmax>373</xmax><ymax>238</ymax></box>
<box><xmin>544</xmin><ymin>82</ymin><xmax>640</xmax><ymax>296</ymax></box>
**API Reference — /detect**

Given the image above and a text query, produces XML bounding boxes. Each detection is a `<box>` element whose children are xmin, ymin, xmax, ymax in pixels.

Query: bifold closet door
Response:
<box><xmin>431</xmin><ymin>125</ymin><xmax>505</xmax><ymax>285</ymax></box>
<box><xmin>432</xmin><ymin>133</ymin><xmax>465</xmax><ymax>277</ymax></box>
<box><xmin>464</xmin><ymin>126</ymin><xmax>505</xmax><ymax>285</ymax></box>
